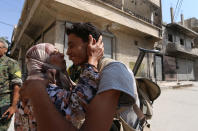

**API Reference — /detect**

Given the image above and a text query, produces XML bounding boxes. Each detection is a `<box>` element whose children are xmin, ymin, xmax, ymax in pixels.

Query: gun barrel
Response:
<box><xmin>133</xmin><ymin>47</ymin><xmax>161</xmax><ymax>76</ymax></box>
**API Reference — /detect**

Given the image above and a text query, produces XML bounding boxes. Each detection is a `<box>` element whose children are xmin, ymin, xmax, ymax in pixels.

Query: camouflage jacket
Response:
<box><xmin>0</xmin><ymin>55</ymin><xmax>22</xmax><ymax>108</ymax></box>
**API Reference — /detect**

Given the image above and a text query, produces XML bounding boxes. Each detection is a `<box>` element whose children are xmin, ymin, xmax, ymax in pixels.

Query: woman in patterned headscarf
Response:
<box><xmin>14</xmin><ymin>43</ymin><xmax>100</xmax><ymax>131</ymax></box>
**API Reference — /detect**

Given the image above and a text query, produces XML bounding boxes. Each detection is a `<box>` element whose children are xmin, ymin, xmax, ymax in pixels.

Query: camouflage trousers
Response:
<box><xmin>0</xmin><ymin>118</ymin><xmax>11</xmax><ymax>131</ymax></box>
<box><xmin>0</xmin><ymin>95</ymin><xmax>11</xmax><ymax>131</ymax></box>
<box><xmin>0</xmin><ymin>93</ymin><xmax>11</xmax><ymax>108</ymax></box>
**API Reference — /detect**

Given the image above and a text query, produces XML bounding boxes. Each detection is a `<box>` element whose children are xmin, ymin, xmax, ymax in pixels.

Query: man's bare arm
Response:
<box><xmin>12</xmin><ymin>85</ymin><xmax>20</xmax><ymax>106</ymax></box>
<box><xmin>81</xmin><ymin>90</ymin><xmax>120</xmax><ymax>131</ymax></box>
<box><xmin>2</xmin><ymin>84</ymin><xmax>20</xmax><ymax>119</ymax></box>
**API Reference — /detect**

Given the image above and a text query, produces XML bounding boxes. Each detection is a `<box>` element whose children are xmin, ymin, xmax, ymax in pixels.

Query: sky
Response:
<box><xmin>0</xmin><ymin>0</ymin><xmax>197</xmax><ymax>42</ymax></box>
<box><xmin>162</xmin><ymin>0</ymin><xmax>198</xmax><ymax>23</ymax></box>
<box><xmin>0</xmin><ymin>0</ymin><xmax>24</xmax><ymax>41</ymax></box>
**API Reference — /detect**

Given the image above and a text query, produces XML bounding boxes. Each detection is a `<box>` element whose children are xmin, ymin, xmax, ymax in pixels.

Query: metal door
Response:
<box><xmin>155</xmin><ymin>55</ymin><xmax>162</xmax><ymax>81</ymax></box>
<box><xmin>177</xmin><ymin>59</ymin><xmax>188</xmax><ymax>80</ymax></box>
<box><xmin>163</xmin><ymin>56</ymin><xmax>177</xmax><ymax>81</ymax></box>
<box><xmin>187</xmin><ymin>60</ymin><xmax>195</xmax><ymax>80</ymax></box>
<box><xmin>177</xmin><ymin>59</ymin><xmax>195</xmax><ymax>80</ymax></box>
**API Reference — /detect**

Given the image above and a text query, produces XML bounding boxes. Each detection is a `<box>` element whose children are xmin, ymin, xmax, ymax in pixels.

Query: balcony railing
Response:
<box><xmin>166</xmin><ymin>42</ymin><xmax>198</xmax><ymax>56</ymax></box>
<box><xmin>100</xmin><ymin>0</ymin><xmax>162</xmax><ymax>28</ymax></box>
<box><xmin>101</xmin><ymin>0</ymin><xmax>122</xmax><ymax>9</ymax></box>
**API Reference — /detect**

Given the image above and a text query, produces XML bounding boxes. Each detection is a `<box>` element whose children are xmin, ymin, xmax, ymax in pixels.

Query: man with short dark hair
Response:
<box><xmin>67</xmin><ymin>22</ymin><xmax>102</xmax><ymax>81</ymax></box>
<box><xmin>20</xmin><ymin>22</ymin><xmax>137</xmax><ymax>131</ymax></box>
<box><xmin>0</xmin><ymin>39</ymin><xmax>22</xmax><ymax>131</ymax></box>
<box><xmin>66</xmin><ymin>22</ymin><xmax>138</xmax><ymax>130</ymax></box>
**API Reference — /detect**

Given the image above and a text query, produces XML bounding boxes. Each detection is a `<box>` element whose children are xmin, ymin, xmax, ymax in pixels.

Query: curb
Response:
<box><xmin>172</xmin><ymin>84</ymin><xmax>193</xmax><ymax>89</ymax></box>
<box><xmin>159</xmin><ymin>83</ymin><xmax>193</xmax><ymax>90</ymax></box>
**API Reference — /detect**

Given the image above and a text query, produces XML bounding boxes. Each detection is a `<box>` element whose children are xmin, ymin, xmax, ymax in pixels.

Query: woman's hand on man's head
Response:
<box><xmin>87</xmin><ymin>35</ymin><xmax>104</xmax><ymax>68</ymax></box>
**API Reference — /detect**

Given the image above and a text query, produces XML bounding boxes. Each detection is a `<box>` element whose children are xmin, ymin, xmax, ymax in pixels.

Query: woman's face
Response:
<box><xmin>49</xmin><ymin>49</ymin><xmax>66</xmax><ymax>71</ymax></box>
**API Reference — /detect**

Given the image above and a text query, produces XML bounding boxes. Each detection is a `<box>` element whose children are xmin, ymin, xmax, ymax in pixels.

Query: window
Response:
<box><xmin>102</xmin><ymin>33</ymin><xmax>113</xmax><ymax>58</ymax></box>
<box><xmin>64</xmin><ymin>22</ymin><xmax>74</xmax><ymax>68</ymax></box>
<box><xmin>168</xmin><ymin>34</ymin><xmax>173</xmax><ymax>42</ymax></box>
<box><xmin>191</xmin><ymin>42</ymin><xmax>194</xmax><ymax>48</ymax></box>
<box><xmin>134</xmin><ymin>40</ymin><xmax>138</xmax><ymax>46</ymax></box>
<box><xmin>180</xmin><ymin>38</ymin><xmax>184</xmax><ymax>46</ymax></box>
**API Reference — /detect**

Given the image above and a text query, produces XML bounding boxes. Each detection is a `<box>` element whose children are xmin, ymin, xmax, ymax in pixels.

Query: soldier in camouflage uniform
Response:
<box><xmin>0</xmin><ymin>39</ymin><xmax>22</xmax><ymax>131</ymax></box>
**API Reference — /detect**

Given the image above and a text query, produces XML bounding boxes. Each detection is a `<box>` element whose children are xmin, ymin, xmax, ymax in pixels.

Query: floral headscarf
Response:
<box><xmin>25</xmin><ymin>43</ymin><xmax>73</xmax><ymax>90</ymax></box>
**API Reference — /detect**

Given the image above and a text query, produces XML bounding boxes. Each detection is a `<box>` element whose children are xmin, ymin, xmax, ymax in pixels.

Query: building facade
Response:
<box><xmin>155</xmin><ymin>22</ymin><xmax>198</xmax><ymax>81</ymax></box>
<box><xmin>183</xmin><ymin>18</ymin><xmax>198</xmax><ymax>46</ymax></box>
<box><xmin>10</xmin><ymin>0</ymin><xmax>162</xmax><ymax>79</ymax></box>
<box><xmin>183</xmin><ymin>18</ymin><xmax>198</xmax><ymax>80</ymax></box>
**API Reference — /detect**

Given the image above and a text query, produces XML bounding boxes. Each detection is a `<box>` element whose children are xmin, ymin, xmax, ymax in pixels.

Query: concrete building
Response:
<box><xmin>183</xmin><ymin>17</ymin><xmax>198</xmax><ymax>31</ymax></box>
<box><xmin>10</xmin><ymin>0</ymin><xmax>162</xmax><ymax>79</ymax></box>
<box><xmin>183</xmin><ymin>18</ymin><xmax>198</xmax><ymax>45</ymax></box>
<box><xmin>155</xmin><ymin>15</ymin><xmax>198</xmax><ymax>81</ymax></box>
<box><xmin>183</xmin><ymin>17</ymin><xmax>198</xmax><ymax>80</ymax></box>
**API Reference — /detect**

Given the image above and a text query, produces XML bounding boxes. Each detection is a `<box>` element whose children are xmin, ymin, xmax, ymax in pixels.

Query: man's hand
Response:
<box><xmin>2</xmin><ymin>106</ymin><xmax>17</xmax><ymax>119</ymax></box>
<box><xmin>20</xmin><ymin>79</ymin><xmax>49</xmax><ymax>106</ymax></box>
<box><xmin>87</xmin><ymin>35</ymin><xmax>104</xmax><ymax>68</ymax></box>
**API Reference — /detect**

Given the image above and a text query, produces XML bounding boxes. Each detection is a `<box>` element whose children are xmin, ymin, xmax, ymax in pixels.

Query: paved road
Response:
<box><xmin>150</xmin><ymin>84</ymin><xmax>198</xmax><ymax>131</ymax></box>
<box><xmin>7</xmin><ymin>83</ymin><xmax>198</xmax><ymax>131</ymax></box>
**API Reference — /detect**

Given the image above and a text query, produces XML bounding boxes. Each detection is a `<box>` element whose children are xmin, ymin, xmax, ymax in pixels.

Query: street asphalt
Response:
<box><xmin>7</xmin><ymin>81</ymin><xmax>198</xmax><ymax>131</ymax></box>
<box><xmin>150</xmin><ymin>82</ymin><xmax>198</xmax><ymax>131</ymax></box>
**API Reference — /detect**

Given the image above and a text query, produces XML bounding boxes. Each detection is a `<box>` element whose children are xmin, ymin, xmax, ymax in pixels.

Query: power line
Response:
<box><xmin>174</xmin><ymin>0</ymin><xmax>180</xmax><ymax>18</ymax></box>
<box><xmin>0</xmin><ymin>20</ymin><xmax>14</xmax><ymax>27</ymax></box>
<box><xmin>175</xmin><ymin>0</ymin><xmax>183</xmax><ymax>21</ymax></box>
